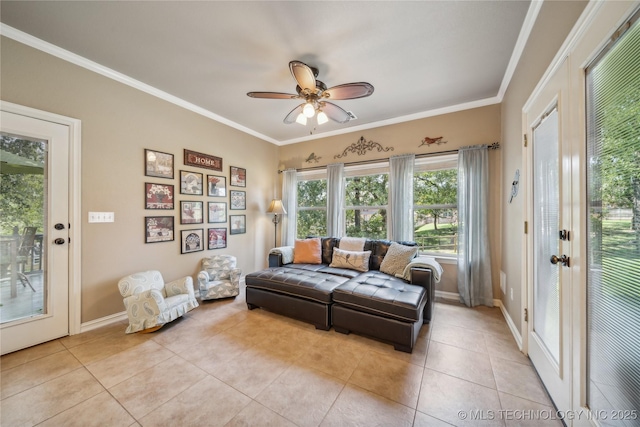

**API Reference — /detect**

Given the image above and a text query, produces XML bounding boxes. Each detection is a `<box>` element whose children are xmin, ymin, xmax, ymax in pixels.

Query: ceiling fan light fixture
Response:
<box><xmin>317</xmin><ymin>110</ymin><xmax>328</xmax><ymax>125</ymax></box>
<box><xmin>295</xmin><ymin>113</ymin><xmax>307</xmax><ymax>125</ymax></box>
<box><xmin>303</xmin><ymin>102</ymin><xmax>316</xmax><ymax>118</ymax></box>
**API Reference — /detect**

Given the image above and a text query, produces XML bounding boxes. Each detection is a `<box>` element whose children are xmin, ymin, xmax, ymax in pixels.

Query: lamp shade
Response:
<box><xmin>267</xmin><ymin>199</ymin><xmax>287</xmax><ymax>215</ymax></box>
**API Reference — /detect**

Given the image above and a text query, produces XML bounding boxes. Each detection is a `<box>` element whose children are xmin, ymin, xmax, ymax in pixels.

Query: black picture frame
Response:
<box><xmin>208</xmin><ymin>202</ymin><xmax>227</xmax><ymax>223</ymax></box>
<box><xmin>230</xmin><ymin>190</ymin><xmax>246</xmax><ymax>210</ymax></box>
<box><xmin>180</xmin><ymin>170</ymin><xmax>204</xmax><ymax>195</ymax></box>
<box><xmin>207</xmin><ymin>175</ymin><xmax>227</xmax><ymax>197</ymax></box>
<box><xmin>181</xmin><ymin>229</ymin><xmax>204</xmax><ymax>254</ymax></box>
<box><xmin>145</xmin><ymin>216</ymin><xmax>174</xmax><ymax>243</ymax></box>
<box><xmin>180</xmin><ymin>201</ymin><xmax>204</xmax><ymax>224</ymax></box>
<box><xmin>145</xmin><ymin>183</ymin><xmax>174</xmax><ymax>210</ymax></box>
<box><xmin>145</xmin><ymin>149</ymin><xmax>174</xmax><ymax>179</ymax></box>
<box><xmin>229</xmin><ymin>214</ymin><xmax>246</xmax><ymax>235</ymax></box>
<box><xmin>230</xmin><ymin>166</ymin><xmax>246</xmax><ymax>187</ymax></box>
<box><xmin>208</xmin><ymin>228</ymin><xmax>227</xmax><ymax>249</ymax></box>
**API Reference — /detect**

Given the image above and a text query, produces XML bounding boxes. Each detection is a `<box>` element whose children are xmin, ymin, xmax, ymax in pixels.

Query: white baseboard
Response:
<box><xmin>495</xmin><ymin>300</ymin><xmax>523</xmax><ymax>350</ymax></box>
<box><xmin>435</xmin><ymin>290</ymin><xmax>460</xmax><ymax>301</ymax></box>
<box><xmin>80</xmin><ymin>311</ymin><xmax>127</xmax><ymax>334</ymax></box>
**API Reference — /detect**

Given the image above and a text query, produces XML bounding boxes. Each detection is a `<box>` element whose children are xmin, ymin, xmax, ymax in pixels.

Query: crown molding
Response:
<box><xmin>0</xmin><ymin>23</ymin><xmax>280</xmax><ymax>145</ymax></box>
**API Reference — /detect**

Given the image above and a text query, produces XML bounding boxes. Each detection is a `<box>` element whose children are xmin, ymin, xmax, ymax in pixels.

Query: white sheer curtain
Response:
<box><xmin>281</xmin><ymin>169</ymin><xmax>297</xmax><ymax>246</ymax></box>
<box><xmin>326</xmin><ymin>163</ymin><xmax>345</xmax><ymax>237</ymax></box>
<box><xmin>457</xmin><ymin>145</ymin><xmax>493</xmax><ymax>307</ymax></box>
<box><xmin>388</xmin><ymin>154</ymin><xmax>415</xmax><ymax>241</ymax></box>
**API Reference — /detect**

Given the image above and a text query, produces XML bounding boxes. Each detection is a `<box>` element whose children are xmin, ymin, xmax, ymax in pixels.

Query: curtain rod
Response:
<box><xmin>278</xmin><ymin>141</ymin><xmax>500</xmax><ymax>174</ymax></box>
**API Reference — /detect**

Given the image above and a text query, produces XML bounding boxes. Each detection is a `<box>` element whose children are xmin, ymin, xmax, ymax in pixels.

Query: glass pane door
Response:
<box><xmin>532</xmin><ymin>107</ymin><xmax>561</xmax><ymax>365</ymax></box>
<box><xmin>0</xmin><ymin>133</ymin><xmax>47</xmax><ymax>324</ymax></box>
<box><xmin>586</xmin><ymin>12</ymin><xmax>640</xmax><ymax>419</ymax></box>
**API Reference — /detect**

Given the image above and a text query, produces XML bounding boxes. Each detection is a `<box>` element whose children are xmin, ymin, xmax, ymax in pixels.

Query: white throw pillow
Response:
<box><xmin>379</xmin><ymin>242</ymin><xmax>418</xmax><ymax>277</ymax></box>
<box><xmin>329</xmin><ymin>248</ymin><xmax>371</xmax><ymax>272</ymax></box>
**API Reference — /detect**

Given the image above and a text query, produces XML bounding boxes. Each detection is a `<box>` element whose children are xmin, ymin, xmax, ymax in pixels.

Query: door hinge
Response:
<box><xmin>524</xmin><ymin>308</ymin><xmax>528</xmax><ymax>322</ymax></box>
<box><xmin>524</xmin><ymin>221</ymin><xmax>528</xmax><ymax>234</ymax></box>
<box><xmin>524</xmin><ymin>134</ymin><xmax>528</xmax><ymax>147</ymax></box>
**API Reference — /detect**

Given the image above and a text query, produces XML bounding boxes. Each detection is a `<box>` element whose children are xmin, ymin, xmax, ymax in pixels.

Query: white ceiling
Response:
<box><xmin>0</xmin><ymin>1</ymin><xmax>533</xmax><ymax>145</ymax></box>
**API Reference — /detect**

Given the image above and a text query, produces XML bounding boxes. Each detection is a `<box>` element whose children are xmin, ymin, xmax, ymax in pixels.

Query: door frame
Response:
<box><xmin>519</xmin><ymin>1</ymin><xmax>640</xmax><ymax>423</ymax></box>
<box><xmin>1</xmin><ymin>100</ymin><xmax>82</xmax><ymax>336</ymax></box>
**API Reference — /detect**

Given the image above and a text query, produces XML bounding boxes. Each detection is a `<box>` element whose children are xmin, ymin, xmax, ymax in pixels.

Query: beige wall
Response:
<box><xmin>279</xmin><ymin>105</ymin><xmax>502</xmax><ymax>295</ymax></box>
<box><xmin>500</xmin><ymin>1</ymin><xmax>587</xmax><ymax>331</ymax></box>
<box><xmin>1</xmin><ymin>37</ymin><xmax>280</xmax><ymax>323</ymax></box>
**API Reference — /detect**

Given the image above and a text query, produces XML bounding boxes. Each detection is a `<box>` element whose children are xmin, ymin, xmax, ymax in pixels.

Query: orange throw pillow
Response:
<box><xmin>293</xmin><ymin>237</ymin><xmax>322</xmax><ymax>264</ymax></box>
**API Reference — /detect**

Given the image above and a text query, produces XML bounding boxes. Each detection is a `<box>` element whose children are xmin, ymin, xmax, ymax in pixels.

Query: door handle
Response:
<box><xmin>550</xmin><ymin>254</ymin><xmax>570</xmax><ymax>267</ymax></box>
<box><xmin>54</xmin><ymin>238</ymin><xmax>65</xmax><ymax>245</ymax></box>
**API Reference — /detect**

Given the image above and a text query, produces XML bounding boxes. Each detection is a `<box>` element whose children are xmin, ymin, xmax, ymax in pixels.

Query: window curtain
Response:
<box><xmin>457</xmin><ymin>145</ymin><xmax>493</xmax><ymax>307</ymax></box>
<box><xmin>389</xmin><ymin>154</ymin><xmax>415</xmax><ymax>241</ymax></box>
<box><xmin>281</xmin><ymin>169</ymin><xmax>297</xmax><ymax>246</ymax></box>
<box><xmin>326</xmin><ymin>163</ymin><xmax>345</xmax><ymax>237</ymax></box>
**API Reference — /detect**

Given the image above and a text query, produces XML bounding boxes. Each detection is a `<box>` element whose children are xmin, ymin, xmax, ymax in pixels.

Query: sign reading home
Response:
<box><xmin>184</xmin><ymin>149</ymin><xmax>222</xmax><ymax>171</ymax></box>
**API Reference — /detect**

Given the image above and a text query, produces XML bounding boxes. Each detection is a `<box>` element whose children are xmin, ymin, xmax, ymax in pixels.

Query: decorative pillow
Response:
<box><xmin>293</xmin><ymin>237</ymin><xmax>322</xmax><ymax>264</ymax></box>
<box><xmin>330</xmin><ymin>248</ymin><xmax>371</xmax><ymax>272</ymax></box>
<box><xmin>379</xmin><ymin>242</ymin><xmax>419</xmax><ymax>277</ymax></box>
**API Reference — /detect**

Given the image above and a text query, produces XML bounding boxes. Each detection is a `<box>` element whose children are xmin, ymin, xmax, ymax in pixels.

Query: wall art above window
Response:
<box><xmin>334</xmin><ymin>136</ymin><xmax>394</xmax><ymax>159</ymax></box>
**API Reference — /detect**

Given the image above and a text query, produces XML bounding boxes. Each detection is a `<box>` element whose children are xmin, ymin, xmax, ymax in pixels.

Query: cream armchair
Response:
<box><xmin>118</xmin><ymin>270</ymin><xmax>199</xmax><ymax>333</ymax></box>
<box><xmin>197</xmin><ymin>255</ymin><xmax>241</xmax><ymax>300</ymax></box>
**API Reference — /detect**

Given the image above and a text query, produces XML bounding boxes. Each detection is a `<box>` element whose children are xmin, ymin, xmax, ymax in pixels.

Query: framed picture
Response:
<box><xmin>230</xmin><ymin>166</ymin><xmax>246</xmax><ymax>187</ymax></box>
<box><xmin>145</xmin><ymin>183</ymin><xmax>174</xmax><ymax>210</ymax></box>
<box><xmin>207</xmin><ymin>175</ymin><xmax>227</xmax><ymax>197</ymax></box>
<box><xmin>181</xmin><ymin>229</ymin><xmax>204</xmax><ymax>254</ymax></box>
<box><xmin>180</xmin><ymin>201</ymin><xmax>203</xmax><ymax>224</ymax></box>
<box><xmin>208</xmin><ymin>202</ymin><xmax>227</xmax><ymax>223</ymax></box>
<box><xmin>184</xmin><ymin>149</ymin><xmax>222</xmax><ymax>171</ymax></box>
<box><xmin>230</xmin><ymin>190</ymin><xmax>246</xmax><ymax>210</ymax></box>
<box><xmin>145</xmin><ymin>216</ymin><xmax>174</xmax><ymax>243</ymax></box>
<box><xmin>208</xmin><ymin>228</ymin><xmax>227</xmax><ymax>249</ymax></box>
<box><xmin>180</xmin><ymin>170</ymin><xmax>203</xmax><ymax>195</ymax></box>
<box><xmin>145</xmin><ymin>149</ymin><xmax>174</xmax><ymax>179</ymax></box>
<box><xmin>229</xmin><ymin>214</ymin><xmax>246</xmax><ymax>235</ymax></box>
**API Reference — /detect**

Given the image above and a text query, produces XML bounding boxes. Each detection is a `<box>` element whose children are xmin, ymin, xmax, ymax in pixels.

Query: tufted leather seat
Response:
<box><xmin>246</xmin><ymin>267</ymin><xmax>349</xmax><ymax>303</ymax></box>
<box><xmin>332</xmin><ymin>271</ymin><xmax>426</xmax><ymax>322</ymax></box>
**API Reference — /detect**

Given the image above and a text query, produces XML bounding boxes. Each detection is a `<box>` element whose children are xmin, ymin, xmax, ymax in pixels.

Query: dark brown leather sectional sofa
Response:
<box><xmin>245</xmin><ymin>238</ymin><xmax>435</xmax><ymax>353</ymax></box>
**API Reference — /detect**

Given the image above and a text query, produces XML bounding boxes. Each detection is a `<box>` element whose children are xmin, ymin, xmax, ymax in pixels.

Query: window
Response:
<box><xmin>344</xmin><ymin>173</ymin><xmax>388</xmax><ymax>239</ymax></box>
<box><xmin>294</xmin><ymin>155</ymin><xmax>457</xmax><ymax>251</ymax></box>
<box><xmin>413</xmin><ymin>155</ymin><xmax>458</xmax><ymax>255</ymax></box>
<box><xmin>296</xmin><ymin>177</ymin><xmax>327</xmax><ymax>238</ymax></box>
<box><xmin>586</xmin><ymin>11</ymin><xmax>640</xmax><ymax>417</ymax></box>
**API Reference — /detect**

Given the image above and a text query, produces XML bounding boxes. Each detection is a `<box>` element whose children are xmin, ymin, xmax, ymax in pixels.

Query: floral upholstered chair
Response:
<box><xmin>197</xmin><ymin>255</ymin><xmax>241</xmax><ymax>300</ymax></box>
<box><xmin>118</xmin><ymin>270</ymin><xmax>199</xmax><ymax>333</ymax></box>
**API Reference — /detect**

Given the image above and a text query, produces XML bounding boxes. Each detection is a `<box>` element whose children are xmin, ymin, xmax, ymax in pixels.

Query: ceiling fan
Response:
<box><xmin>247</xmin><ymin>60</ymin><xmax>374</xmax><ymax>126</ymax></box>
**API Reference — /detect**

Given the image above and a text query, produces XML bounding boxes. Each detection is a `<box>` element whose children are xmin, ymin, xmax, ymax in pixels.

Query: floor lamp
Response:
<box><xmin>267</xmin><ymin>199</ymin><xmax>287</xmax><ymax>247</ymax></box>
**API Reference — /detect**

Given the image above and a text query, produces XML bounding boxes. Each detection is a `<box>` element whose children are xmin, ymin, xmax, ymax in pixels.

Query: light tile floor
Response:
<box><xmin>1</xmin><ymin>285</ymin><xmax>560</xmax><ymax>426</ymax></box>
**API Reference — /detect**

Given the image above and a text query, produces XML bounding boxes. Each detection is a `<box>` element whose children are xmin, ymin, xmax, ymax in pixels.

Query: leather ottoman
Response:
<box><xmin>331</xmin><ymin>271</ymin><xmax>427</xmax><ymax>352</ymax></box>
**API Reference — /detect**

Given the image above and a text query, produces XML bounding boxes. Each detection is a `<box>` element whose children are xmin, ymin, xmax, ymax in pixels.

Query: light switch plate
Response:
<box><xmin>88</xmin><ymin>212</ymin><xmax>114</xmax><ymax>223</ymax></box>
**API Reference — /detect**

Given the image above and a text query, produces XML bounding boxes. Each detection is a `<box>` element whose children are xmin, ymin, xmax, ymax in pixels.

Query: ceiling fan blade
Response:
<box><xmin>283</xmin><ymin>104</ymin><xmax>305</xmax><ymax>124</ymax></box>
<box><xmin>289</xmin><ymin>61</ymin><xmax>317</xmax><ymax>92</ymax></box>
<box><xmin>324</xmin><ymin>82</ymin><xmax>374</xmax><ymax>100</ymax></box>
<box><xmin>247</xmin><ymin>92</ymin><xmax>298</xmax><ymax>99</ymax></box>
<box><xmin>322</xmin><ymin>102</ymin><xmax>351</xmax><ymax>124</ymax></box>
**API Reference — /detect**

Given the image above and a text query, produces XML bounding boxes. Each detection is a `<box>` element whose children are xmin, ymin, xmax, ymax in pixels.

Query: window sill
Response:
<box><xmin>419</xmin><ymin>253</ymin><xmax>458</xmax><ymax>265</ymax></box>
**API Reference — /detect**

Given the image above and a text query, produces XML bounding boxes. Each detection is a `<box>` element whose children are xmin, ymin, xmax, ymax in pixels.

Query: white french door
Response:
<box><xmin>524</xmin><ymin>59</ymin><xmax>573</xmax><ymax>413</ymax></box>
<box><xmin>0</xmin><ymin>108</ymin><xmax>71</xmax><ymax>355</ymax></box>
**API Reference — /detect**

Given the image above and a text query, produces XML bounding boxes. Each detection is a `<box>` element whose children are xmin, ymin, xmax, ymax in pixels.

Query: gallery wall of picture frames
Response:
<box><xmin>144</xmin><ymin>148</ymin><xmax>247</xmax><ymax>252</ymax></box>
